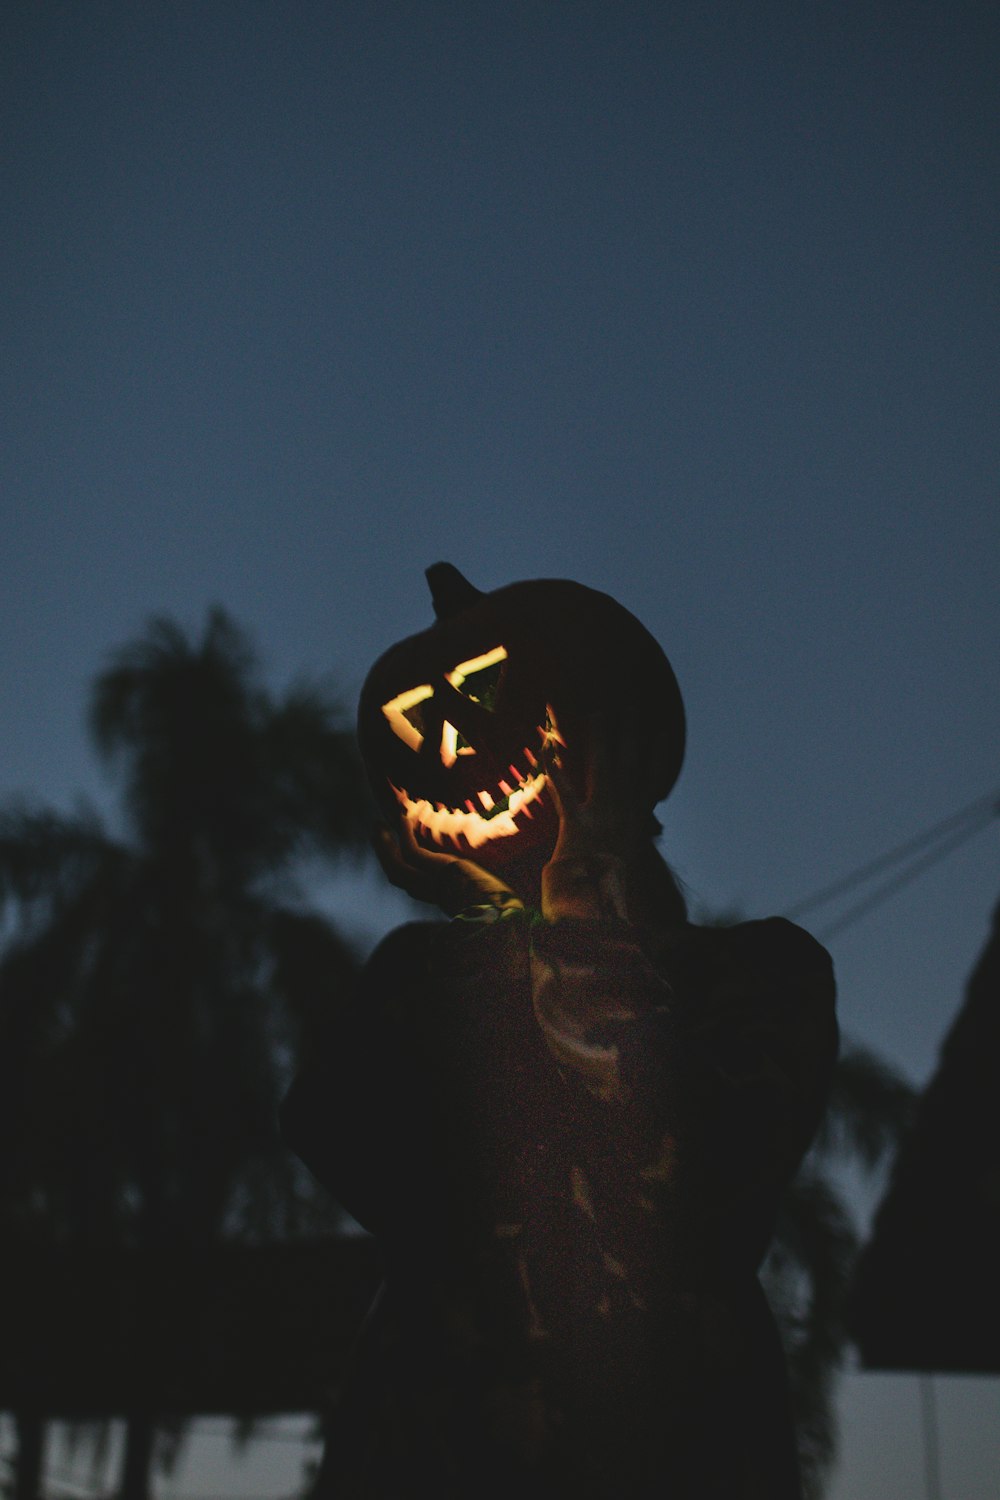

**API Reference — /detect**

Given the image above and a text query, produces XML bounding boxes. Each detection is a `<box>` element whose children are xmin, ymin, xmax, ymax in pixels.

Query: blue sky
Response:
<box><xmin>3</xmin><ymin>3</ymin><xmax>998</xmax><ymax>1494</ymax></box>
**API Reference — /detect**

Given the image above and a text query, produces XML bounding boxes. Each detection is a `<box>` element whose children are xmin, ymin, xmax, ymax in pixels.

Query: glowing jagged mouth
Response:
<box><xmin>390</xmin><ymin>749</ymin><xmax>549</xmax><ymax>850</ymax></box>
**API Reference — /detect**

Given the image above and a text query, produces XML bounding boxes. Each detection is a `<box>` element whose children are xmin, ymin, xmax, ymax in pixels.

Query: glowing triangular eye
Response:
<box><xmin>382</xmin><ymin>684</ymin><xmax>433</xmax><ymax>751</ymax></box>
<box><xmin>446</xmin><ymin>645</ymin><xmax>507</xmax><ymax>711</ymax></box>
<box><xmin>440</xmin><ymin>720</ymin><xmax>477</xmax><ymax>767</ymax></box>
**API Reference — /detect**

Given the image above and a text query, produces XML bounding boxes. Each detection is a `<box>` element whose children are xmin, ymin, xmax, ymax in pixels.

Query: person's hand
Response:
<box><xmin>373</xmin><ymin>816</ymin><xmax>516</xmax><ymax>917</ymax></box>
<box><xmin>543</xmin><ymin>712</ymin><xmax>648</xmax><ymax>869</ymax></box>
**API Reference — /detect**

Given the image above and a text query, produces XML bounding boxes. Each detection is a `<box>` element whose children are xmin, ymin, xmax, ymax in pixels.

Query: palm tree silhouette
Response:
<box><xmin>0</xmin><ymin>609</ymin><xmax>370</xmax><ymax>1499</ymax></box>
<box><xmin>762</xmin><ymin>1038</ymin><xmax>916</xmax><ymax>1497</ymax></box>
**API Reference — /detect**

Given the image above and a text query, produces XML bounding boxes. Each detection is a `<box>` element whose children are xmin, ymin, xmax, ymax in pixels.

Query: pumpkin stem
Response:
<box><xmin>426</xmin><ymin>562</ymin><xmax>483</xmax><ymax>620</ymax></box>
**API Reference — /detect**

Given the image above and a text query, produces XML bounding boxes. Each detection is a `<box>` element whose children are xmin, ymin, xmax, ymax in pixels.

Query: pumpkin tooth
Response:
<box><xmin>509</xmin><ymin>763</ymin><xmax>523</xmax><ymax>782</ymax></box>
<box><xmin>392</xmin><ymin>768</ymin><xmax>549</xmax><ymax>851</ymax></box>
<box><xmin>499</xmin><ymin>779</ymin><xmax>513</xmax><ymax>797</ymax></box>
<box><xmin>523</xmin><ymin>747</ymin><xmax>538</xmax><ymax>768</ymax></box>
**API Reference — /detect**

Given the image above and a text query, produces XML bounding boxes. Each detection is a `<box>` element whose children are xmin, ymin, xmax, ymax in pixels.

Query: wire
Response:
<box><xmin>815</xmin><ymin>808</ymin><xmax>998</xmax><ymax>940</ymax></box>
<box><xmin>784</xmin><ymin>790</ymin><xmax>1000</xmax><ymax>922</ymax></box>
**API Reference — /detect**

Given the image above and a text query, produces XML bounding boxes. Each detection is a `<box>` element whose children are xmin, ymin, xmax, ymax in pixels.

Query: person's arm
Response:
<box><xmin>679</xmin><ymin>917</ymin><xmax>838</xmax><ymax>1215</ymax></box>
<box><xmin>279</xmin><ymin>921</ymin><xmax>441</xmax><ymax>1237</ymax></box>
<box><xmin>529</xmin><ymin>736</ymin><xmax>836</xmax><ymax>1232</ymax></box>
<box><xmin>528</xmin><ymin>724</ymin><xmax>675</xmax><ymax>1104</ymax></box>
<box><xmin>373</xmin><ymin>819</ymin><xmax>521</xmax><ymax>918</ymax></box>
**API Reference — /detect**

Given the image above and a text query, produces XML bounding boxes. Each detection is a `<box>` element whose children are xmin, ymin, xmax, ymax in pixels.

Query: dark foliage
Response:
<box><xmin>0</xmin><ymin>609</ymin><xmax>371</xmax><ymax>1496</ymax></box>
<box><xmin>762</xmin><ymin>1039</ymin><xmax>916</xmax><ymax>1498</ymax></box>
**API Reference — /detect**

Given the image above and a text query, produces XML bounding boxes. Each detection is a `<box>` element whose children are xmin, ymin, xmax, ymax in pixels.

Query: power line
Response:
<box><xmin>815</xmin><ymin>809</ymin><xmax>998</xmax><ymax>940</ymax></box>
<box><xmin>785</xmin><ymin>790</ymin><xmax>1000</xmax><ymax>923</ymax></box>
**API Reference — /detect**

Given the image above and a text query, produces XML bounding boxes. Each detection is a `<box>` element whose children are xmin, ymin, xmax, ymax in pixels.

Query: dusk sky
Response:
<box><xmin>3</xmin><ymin>3</ymin><xmax>997</xmax><ymax>1495</ymax></box>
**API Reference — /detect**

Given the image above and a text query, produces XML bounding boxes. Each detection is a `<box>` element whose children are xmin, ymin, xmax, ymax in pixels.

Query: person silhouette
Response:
<box><xmin>282</xmin><ymin>564</ymin><xmax>837</xmax><ymax>1498</ymax></box>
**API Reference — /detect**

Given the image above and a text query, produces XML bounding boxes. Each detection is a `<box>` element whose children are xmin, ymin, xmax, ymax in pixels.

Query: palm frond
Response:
<box><xmin>0</xmin><ymin>803</ymin><xmax>113</xmax><ymax>926</ymax></box>
<box><xmin>811</xmin><ymin>1038</ymin><xmax>916</xmax><ymax>1175</ymax></box>
<box><xmin>764</xmin><ymin>1171</ymin><xmax>859</xmax><ymax>1499</ymax></box>
<box><xmin>263</xmin><ymin>686</ymin><xmax>373</xmax><ymax>858</ymax></box>
<box><xmin>763</xmin><ymin>1038</ymin><xmax>917</xmax><ymax>1494</ymax></box>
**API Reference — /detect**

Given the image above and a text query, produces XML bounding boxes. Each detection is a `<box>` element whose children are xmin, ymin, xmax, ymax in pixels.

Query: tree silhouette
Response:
<box><xmin>0</xmin><ymin>609</ymin><xmax>370</xmax><ymax>1499</ymax></box>
<box><xmin>762</xmin><ymin>1040</ymin><xmax>916</xmax><ymax>1497</ymax></box>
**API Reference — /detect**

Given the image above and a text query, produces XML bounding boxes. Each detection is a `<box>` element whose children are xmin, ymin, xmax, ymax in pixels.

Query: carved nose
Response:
<box><xmin>440</xmin><ymin>721</ymin><xmax>476</xmax><ymax>767</ymax></box>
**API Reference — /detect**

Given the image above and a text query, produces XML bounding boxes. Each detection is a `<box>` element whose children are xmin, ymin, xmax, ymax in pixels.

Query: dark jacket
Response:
<box><xmin>282</xmin><ymin>895</ymin><xmax>836</xmax><ymax>1499</ymax></box>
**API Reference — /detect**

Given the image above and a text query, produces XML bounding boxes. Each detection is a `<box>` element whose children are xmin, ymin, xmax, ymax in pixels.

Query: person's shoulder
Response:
<box><xmin>727</xmin><ymin>916</ymin><xmax>833</xmax><ymax>976</ymax></box>
<box><xmin>363</xmin><ymin>919</ymin><xmax>444</xmax><ymax>987</ymax></box>
<box><xmin>367</xmin><ymin>919</ymin><xmax>444</xmax><ymax>961</ymax></box>
<box><xmin>681</xmin><ymin>916</ymin><xmax>834</xmax><ymax>997</ymax></box>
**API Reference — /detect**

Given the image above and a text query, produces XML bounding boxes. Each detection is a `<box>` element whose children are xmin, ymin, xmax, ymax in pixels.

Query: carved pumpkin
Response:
<box><xmin>357</xmin><ymin>563</ymin><xmax>685</xmax><ymax>868</ymax></box>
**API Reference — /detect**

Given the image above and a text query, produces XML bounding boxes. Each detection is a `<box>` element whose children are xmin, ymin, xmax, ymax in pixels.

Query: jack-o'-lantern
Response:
<box><xmin>358</xmin><ymin>563</ymin><xmax>685</xmax><ymax>871</ymax></box>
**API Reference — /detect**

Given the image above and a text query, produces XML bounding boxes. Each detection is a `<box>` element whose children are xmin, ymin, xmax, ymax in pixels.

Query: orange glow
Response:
<box><xmin>390</xmin><ymin>759</ymin><xmax>549</xmax><ymax>850</ymax></box>
<box><xmin>382</xmin><ymin>676</ymin><xmax>561</xmax><ymax>851</ymax></box>
<box><xmin>539</xmin><ymin>707</ymin><xmax>566</xmax><ymax>751</ymax></box>
<box><xmin>445</xmin><ymin>644</ymin><xmax>508</xmax><ymax>690</ymax></box>
<box><xmin>381</xmin><ymin>683</ymin><xmax>434</xmax><ymax>752</ymax></box>
<box><xmin>440</xmin><ymin>719</ymin><xmax>477</xmax><ymax>768</ymax></box>
<box><xmin>382</xmin><ymin>645</ymin><xmax>509</xmax><ymax>766</ymax></box>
